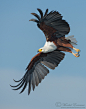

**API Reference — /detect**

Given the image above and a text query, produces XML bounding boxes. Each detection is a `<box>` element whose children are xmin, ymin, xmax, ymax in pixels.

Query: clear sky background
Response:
<box><xmin>0</xmin><ymin>0</ymin><xmax>86</xmax><ymax>109</ymax></box>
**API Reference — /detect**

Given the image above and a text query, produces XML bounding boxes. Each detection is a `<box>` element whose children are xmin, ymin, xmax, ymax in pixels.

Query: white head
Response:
<box><xmin>38</xmin><ymin>41</ymin><xmax>57</xmax><ymax>53</ymax></box>
<box><xmin>38</xmin><ymin>47</ymin><xmax>47</xmax><ymax>53</ymax></box>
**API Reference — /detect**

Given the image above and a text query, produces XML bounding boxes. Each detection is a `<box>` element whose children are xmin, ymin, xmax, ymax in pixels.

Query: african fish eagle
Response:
<box><xmin>10</xmin><ymin>9</ymin><xmax>80</xmax><ymax>95</ymax></box>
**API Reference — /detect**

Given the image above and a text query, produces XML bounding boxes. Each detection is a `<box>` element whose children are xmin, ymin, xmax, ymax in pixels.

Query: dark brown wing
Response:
<box><xmin>29</xmin><ymin>8</ymin><xmax>70</xmax><ymax>41</ymax></box>
<box><xmin>10</xmin><ymin>50</ymin><xmax>65</xmax><ymax>95</ymax></box>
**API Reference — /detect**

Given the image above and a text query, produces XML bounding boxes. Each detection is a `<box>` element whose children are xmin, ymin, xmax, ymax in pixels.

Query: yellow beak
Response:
<box><xmin>38</xmin><ymin>49</ymin><xmax>42</xmax><ymax>52</ymax></box>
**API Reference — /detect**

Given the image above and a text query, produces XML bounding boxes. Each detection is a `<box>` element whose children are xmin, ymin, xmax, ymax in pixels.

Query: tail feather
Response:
<box><xmin>65</xmin><ymin>35</ymin><xmax>77</xmax><ymax>45</ymax></box>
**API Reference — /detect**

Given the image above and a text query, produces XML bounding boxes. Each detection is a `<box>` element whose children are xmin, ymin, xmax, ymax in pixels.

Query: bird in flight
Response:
<box><xmin>10</xmin><ymin>9</ymin><xmax>80</xmax><ymax>95</ymax></box>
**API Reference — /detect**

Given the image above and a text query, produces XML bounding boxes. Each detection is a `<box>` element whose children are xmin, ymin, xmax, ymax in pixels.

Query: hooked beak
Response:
<box><xmin>37</xmin><ymin>49</ymin><xmax>42</xmax><ymax>52</ymax></box>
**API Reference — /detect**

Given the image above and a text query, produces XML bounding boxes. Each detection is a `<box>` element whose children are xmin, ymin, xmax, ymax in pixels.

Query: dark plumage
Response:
<box><xmin>10</xmin><ymin>8</ymin><xmax>80</xmax><ymax>95</ymax></box>
<box><xmin>30</xmin><ymin>8</ymin><xmax>70</xmax><ymax>41</ymax></box>
<box><xmin>10</xmin><ymin>50</ymin><xmax>65</xmax><ymax>95</ymax></box>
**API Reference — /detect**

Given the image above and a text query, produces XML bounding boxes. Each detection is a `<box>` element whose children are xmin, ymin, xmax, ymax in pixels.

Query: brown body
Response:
<box><xmin>53</xmin><ymin>37</ymin><xmax>73</xmax><ymax>53</ymax></box>
<box><xmin>39</xmin><ymin>22</ymin><xmax>73</xmax><ymax>54</ymax></box>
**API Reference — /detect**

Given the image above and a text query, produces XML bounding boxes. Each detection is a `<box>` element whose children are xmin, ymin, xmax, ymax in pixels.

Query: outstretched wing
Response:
<box><xmin>10</xmin><ymin>50</ymin><xmax>65</xmax><ymax>95</ymax></box>
<box><xmin>29</xmin><ymin>8</ymin><xmax>70</xmax><ymax>41</ymax></box>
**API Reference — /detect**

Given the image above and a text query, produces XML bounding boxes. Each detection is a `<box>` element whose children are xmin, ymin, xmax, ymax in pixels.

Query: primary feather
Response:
<box><xmin>29</xmin><ymin>8</ymin><xmax>70</xmax><ymax>41</ymax></box>
<box><xmin>10</xmin><ymin>50</ymin><xmax>65</xmax><ymax>95</ymax></box>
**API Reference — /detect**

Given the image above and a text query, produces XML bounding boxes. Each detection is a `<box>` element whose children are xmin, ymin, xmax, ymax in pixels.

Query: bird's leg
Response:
<box><xmin>72</xmin><ymin>47</ymin><xmax>80</xmax><ymax>57</ymax></box>
<box><xmin>61</xmin><ymin>39</ymin><xmax>80</xmax><ymax>53</ymax></box>
<box><xmin>72</xmin><ymin>52</ymin><xmax>80</xmax><ymax>57</ymax></box>
<box><xmin>57</xmin><ymin>46</ymin><xmax>80</xmax><ymax>57</ymax></box>
<box><xmin>56</xmin><ymin>39</ymin><xmax>80</xmax><ymax>57</ymax></box>
<box><xmin>73</xmin><ymin>47</ymin><xmax>80</xmax><ymax>52</ymax></box>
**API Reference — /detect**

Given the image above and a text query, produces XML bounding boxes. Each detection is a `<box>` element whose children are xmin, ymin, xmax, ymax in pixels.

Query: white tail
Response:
<box><xmin>65</xmin><ymin>35</ymin><xmax>77</xmax><ymax>46</ymax></box>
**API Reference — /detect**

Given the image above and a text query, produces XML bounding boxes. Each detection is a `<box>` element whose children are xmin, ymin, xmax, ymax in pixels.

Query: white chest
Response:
<box><xmin>43</xmin><ymin>41</ymin><xmax>57</xmax><ymax>53</ymax></box>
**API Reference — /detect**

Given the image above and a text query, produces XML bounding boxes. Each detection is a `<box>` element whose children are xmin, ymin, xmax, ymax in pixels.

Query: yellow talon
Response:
<box><xmin>75</xmin><ymin>49</ymin><xmax>80</xmax><ymax>52</ymax></box>
<box><xmin>73</xmin><ymin>47</ymin><xmax>80</xmax><ymax>52</ymax></box>
<box><xmin>72</xmin><ymin>52</ymin><xmax>80</xmax><ymax>57</ymax></box>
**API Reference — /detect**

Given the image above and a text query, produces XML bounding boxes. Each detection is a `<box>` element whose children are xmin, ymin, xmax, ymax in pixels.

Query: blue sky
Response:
<box><xmin>0</xmin><ymin>0</ymin><xmax>86</xmax><ymax>109</ymax></box>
